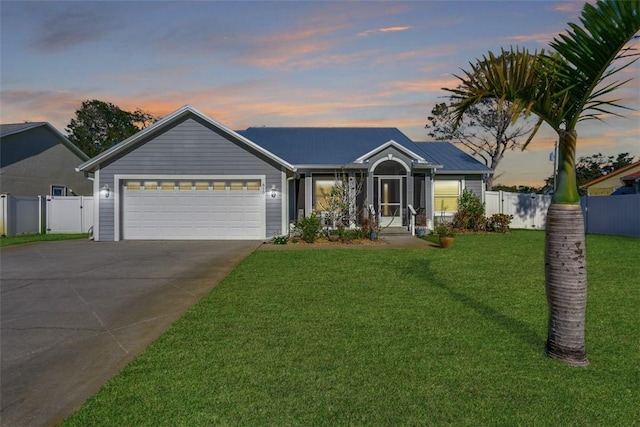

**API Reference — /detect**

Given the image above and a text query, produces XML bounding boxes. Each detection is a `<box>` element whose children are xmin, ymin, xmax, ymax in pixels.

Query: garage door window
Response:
<box><xmin>124</xmin><ymin>179</ymin><xmax>264</xmax><ymax>192</ymax></box>
<box><xmin>230</xmin><ymin>181</ymin><xmax>243</xmax><ymax>191</ymax></box>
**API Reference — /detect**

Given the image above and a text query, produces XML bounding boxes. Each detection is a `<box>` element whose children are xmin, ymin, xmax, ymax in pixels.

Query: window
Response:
<box><xmin>126</xmin><ymin>181</ymin><xmax>141</xmax><ymax>190</ymax></box>
<box><xmin>197</xmin><ymin>181</ymin><xmax>211</xmax><ymax>191</ymax></box>
<box><xmin>246</xmin><ymin>180</ymin><xmax>261</xmax><ymax>191</ymax></box>
<box><xmin>143</xmin><ymin>181</ymin><xmax>158</xmax><ymax>190</ymax></box>
<box><xmin>314</xmin><ymin>178</ymin><xmax>337</xmax><ymax>211</ymax></box>
<box><xmin>51</xmin><ymin>185</ymin><xmax>66</xmax><ymax>196</ymax></box>
<box><xmin>434</xmin><ymin>180</ymin><xmax>461</xmax><ymax>212</ymax></box>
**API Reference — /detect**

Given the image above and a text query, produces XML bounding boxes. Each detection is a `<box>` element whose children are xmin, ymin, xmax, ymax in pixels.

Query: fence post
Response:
<box><xmin>1</xmin><ymin>194</ymin><xmax>7</xmax><ymax>236</ymax></box>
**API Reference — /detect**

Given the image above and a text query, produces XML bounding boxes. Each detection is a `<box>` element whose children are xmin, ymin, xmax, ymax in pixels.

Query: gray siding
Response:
<box><xmin>0</xmin><ymin>127</ymin><xmax>92</xmax><ymax>196</ymax></box>
<box><xmin>464</xmin><ymin>176</ymin><xmax>484</xmax><ymax>200</ymax></box>
<box><xmin>97</xmin><ymin>117</ymin><xmax>283</xmax><ymax>240</ymax></box>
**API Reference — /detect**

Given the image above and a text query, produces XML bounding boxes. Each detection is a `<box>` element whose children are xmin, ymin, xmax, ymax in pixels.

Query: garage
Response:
<box><xmin>122</xmin><ymin>178</ymin><xmax>265</xmax><ymax>240</ymax></box>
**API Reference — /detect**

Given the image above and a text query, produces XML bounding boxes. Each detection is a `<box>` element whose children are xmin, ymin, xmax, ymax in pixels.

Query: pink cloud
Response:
<box><xmin>358</xmin><ymin>26</ymin><xmax>411</xmax><ymax>37</ymax></box>
<box><xmin>380</xmin><ymin>78</ymin><xmax>461</xmax><ymax>96</ymax></box>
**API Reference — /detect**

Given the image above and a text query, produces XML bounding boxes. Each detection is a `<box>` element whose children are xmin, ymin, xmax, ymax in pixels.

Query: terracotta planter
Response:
<box><xmin>439</xmin><ymin>236</ymin><xmax>454</xmax><ymax>248</ymax></box>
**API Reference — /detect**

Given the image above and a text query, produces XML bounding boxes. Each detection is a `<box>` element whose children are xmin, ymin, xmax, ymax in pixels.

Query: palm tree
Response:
<box><xmin>445</xmin><ymin>0</ymin><xmax>640</xmax><ymax>366</ymax></box>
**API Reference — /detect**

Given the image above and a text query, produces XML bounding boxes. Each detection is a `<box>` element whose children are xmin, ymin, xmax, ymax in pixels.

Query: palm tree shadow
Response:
<box><xmin>403</xmin><ymin>255</ymin><xmax>544</xmax><ymax>352</ymax></box>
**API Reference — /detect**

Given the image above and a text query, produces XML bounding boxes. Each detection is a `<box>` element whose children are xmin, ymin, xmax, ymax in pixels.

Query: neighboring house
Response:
<box><xmin>614</xmin><ymin>170</ymin><xmax>640</xmax><ymax>195</ymax></box>
<box><xmin>580</xmin><ymin>160</ymin><xmax>640</xmax><ymax>196</ymax></box>
<box><xmin>1</xmin><ymin>122</ymin><xmax>92</xmax><ymax>196</ymax></box>
<box><xmin>77</xmin><ymin>106</ymin><xmax>492</xmax><ymax>241</ymax></box>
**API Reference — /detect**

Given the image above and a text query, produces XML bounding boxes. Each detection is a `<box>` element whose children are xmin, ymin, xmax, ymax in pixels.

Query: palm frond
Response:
<box><xmin>549</xmin><ymin>0</ymin><xmax>640</xmax><ymax>128</ymax></box>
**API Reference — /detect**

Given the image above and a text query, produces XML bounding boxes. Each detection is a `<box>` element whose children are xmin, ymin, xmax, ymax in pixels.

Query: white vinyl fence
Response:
<box><xmin>46</xmin><ymin>196</ymin><xmax>94</xmax><ymax>233</ymax></box>
<box><xmin>485</xmin><ymin>191</ymin><xmax>552</xmax><ymax>230</ymax></box>
<box><xmin>0</xmin><ymin>195</ymin><xmax>94</xmax><ymax>236</ymax></box>
<box><xmin>0</xmin><ymin>195</ymin><xmax>45</xmax><ymax>236</ymax></box>
<box><xmin>486</xmin><ymin>191</ymin><xmax>639</xmax><ymax>237</ymax></box>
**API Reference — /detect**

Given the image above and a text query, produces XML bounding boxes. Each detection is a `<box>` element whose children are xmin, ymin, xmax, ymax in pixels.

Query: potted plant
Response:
<box><xmin>368</xmin><ymin>213</ymin><xmax>381</xmax><ymax>240</ymax></box>
<box><xmin>435</xmin><ymin>221</ymin><xmax>455</xmax><ymax>248</ymax></box>
<box><xmin>415</xmin><ymin>213</ymin><xmax>428</xmax><ymax>237</ymax></box>
<box><xmin>327</xmin><ymin>228</ymin><xmax>340</xmax><ymax>242</ymax></box>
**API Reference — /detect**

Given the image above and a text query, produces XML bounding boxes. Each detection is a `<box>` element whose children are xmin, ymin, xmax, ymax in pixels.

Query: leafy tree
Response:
<box><xmin>491</xmin><ymin>184</ymin><xmax>544</xmax><ymax>194</ymax></box>
<box><xmin>444</xmin><ymin>0</ymin><xmax>640</xmax><ymax>365</ymax></box>
<box><xmin>426</xmin><ymin>97</ymin><xmax>535</xmax><ymax>189</ymax></box>
<box><xmin>545</xmin><ymin>152</ymin><xmax>635</xmax><ymax>195</ymax></box>
<box><xmin>66</xmin><ymin>100</ymin><xmax>158</xmax><ymax>157</ymax></box>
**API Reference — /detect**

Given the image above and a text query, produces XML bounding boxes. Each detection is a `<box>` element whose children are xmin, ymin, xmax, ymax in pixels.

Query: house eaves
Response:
<box><xmin>1</xmin><ymin>122</ymin><xmax>89</xmax><ymax>161</ymax></box>
<box><xmin>76</xmin><ymin>105</ymin><xmax>296</xmax><ymax>173</ymax></box>
<box><xmin>433</xmin><ymin>169</ymin><xmax>493</xmax><ymax>175</ymax></box>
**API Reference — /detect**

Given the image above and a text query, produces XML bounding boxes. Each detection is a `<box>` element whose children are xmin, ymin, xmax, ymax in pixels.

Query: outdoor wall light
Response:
<box><xmin>271</xmin><ymin>184</ymin><xmax>277</xmax><ymax>198</ymax></box>
<box><xmin>101</xmin><ymin>184</ymin><xmax>110</xmax><ymax>199</ymax></box>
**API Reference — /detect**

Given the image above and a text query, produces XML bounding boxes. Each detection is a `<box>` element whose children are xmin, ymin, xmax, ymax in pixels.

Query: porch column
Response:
<box><xmin>305</xmin><ymin>174</ymin><xmax>313</xmax><ymax>216</ymax></box>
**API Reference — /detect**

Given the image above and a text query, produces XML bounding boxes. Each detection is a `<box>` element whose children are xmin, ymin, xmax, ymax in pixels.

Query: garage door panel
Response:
<box><xmin>123</xmin><ymin>179</ymin><xmax>266</xmax><ymax>240</ymax></box>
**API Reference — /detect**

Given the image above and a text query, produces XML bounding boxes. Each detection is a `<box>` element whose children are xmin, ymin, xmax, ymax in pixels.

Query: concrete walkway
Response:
<box><xmin>1</xmin><ymin>239</ymin><xmax>260</xmax><ymax>427</ymax></box>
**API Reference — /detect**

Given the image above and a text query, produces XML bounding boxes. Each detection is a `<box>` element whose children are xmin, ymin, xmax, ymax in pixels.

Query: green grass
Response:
<box><xmin>0</xmin><ymin>233</ymin><xmax>88</xmax><ymax>247</ymax></box>
<box><xmin>62</xmin><ymin>231</ymin><xmax>639</xmax><ymax>426</ymax></box>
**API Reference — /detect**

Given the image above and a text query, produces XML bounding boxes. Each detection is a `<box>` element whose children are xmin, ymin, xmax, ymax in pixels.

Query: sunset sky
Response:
<box><xmin>1</xmin><ymin>0</ymin><xmax>638</xmax><ymax>186</ymax></box>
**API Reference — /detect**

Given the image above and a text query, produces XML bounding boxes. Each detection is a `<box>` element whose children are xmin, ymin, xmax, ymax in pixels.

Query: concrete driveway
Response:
<box><xmin>0</xmin><ymin>239</ymin><xmax>261</xmax><ymax>427</ymax></box>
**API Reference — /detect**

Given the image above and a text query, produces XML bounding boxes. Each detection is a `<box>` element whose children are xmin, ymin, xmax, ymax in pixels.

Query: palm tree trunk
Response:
<box><xmin>545</xmin><ymin>129</ymin><xmax>588</xmax><ymax>366</ymax></box>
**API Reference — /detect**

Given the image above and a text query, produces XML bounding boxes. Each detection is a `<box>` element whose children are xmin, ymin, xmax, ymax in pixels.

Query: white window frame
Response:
<box><xmin>433</xmin><ymin>178</ymin><xmax>465</xmax><ymax>215</ymax></box>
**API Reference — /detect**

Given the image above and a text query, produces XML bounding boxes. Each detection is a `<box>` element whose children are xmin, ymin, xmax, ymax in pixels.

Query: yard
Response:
<box><xmin>62</xmin><ymin>231</ymin><xmax>639</xmax><ymax>426</ymax></box>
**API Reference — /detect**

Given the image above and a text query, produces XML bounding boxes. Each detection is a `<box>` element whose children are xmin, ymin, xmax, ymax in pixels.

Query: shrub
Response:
<box><xmin>294</xmin><ymin>213</ymin><xmax>323</xmax><ymax>243</ymax></box>
<box><xmin>486</xmin><ymin>213</ymin><xmax>513</xmax><ymax>233</ymax></box>
<box><xmin>453</xmin><ymin>189</ymin><xmax>485</xmax><ymax>231</ymax></box>
<box><xmin>342</xmin><ymin>228</ymin><xmax>366</xmax><ymax>240</ymax></box>
<box><xmin>271</xmin><ymin>235</ymin><xmax>288</xmax><ymax>245</ymax></box>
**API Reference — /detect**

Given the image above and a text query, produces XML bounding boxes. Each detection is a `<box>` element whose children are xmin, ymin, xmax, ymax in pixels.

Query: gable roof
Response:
<box><xmin>410</xmin><ymin>142</ymin><xmax>493</xmax><ymax>174</ymax></box>
<box><xmin>77</xmin><ymin>106</ymin><xmax>295</xmax><ymax>173</ymax></box>
<box><xmin>580</xmin><ymin>160</ymin><xmax>640</xmax><ymax>188</ymax></box>
<box><xmin>1</xmin><ymin>122</ymin><xmax>89</xmax><ymax>161</ymax></box>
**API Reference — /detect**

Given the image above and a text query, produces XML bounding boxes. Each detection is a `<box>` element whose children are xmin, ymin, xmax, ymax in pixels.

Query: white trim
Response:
<box><xmin>114</xmin><ymin>173</ymin><xmax>266</xmax><ymax>241</ymax></box>
<box><xmin>93</xmin><ymin>169</ymin><xmax>100</xmax><ymax>241</ymax></box>
<box><xmin>370</xmin><ymin>155</ymin><xmax>411</xmax><ymax>173</ymax></box>
<box><xmin>281</xmin><ymin>171</ymin><xmax>288</xmax><ymax>236</ymax></box>
<box><xmin>354</xmin><ymin>140</ymin><xmax>432</xmax><ymax>165</ymax></box>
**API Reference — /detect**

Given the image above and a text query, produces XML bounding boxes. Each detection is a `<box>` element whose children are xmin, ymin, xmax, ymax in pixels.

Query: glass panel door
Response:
<box><xmin>379</xmin><ymin>178</ymin><xmax>402</xmax><ymax>227</ymax></box>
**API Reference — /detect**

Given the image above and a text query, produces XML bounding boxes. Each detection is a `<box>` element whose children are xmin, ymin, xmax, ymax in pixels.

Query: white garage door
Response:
<box><xmin>123</xmin><ymin>178</ymin><xmax>265</xmax><ymax>240</ymax></box>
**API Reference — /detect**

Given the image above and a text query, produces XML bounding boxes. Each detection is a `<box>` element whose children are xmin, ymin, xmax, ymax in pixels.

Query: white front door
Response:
<box><xmin>378</xmin><ymin>177</ymin><xmax>403</xmax><ymax>227</ymax></box>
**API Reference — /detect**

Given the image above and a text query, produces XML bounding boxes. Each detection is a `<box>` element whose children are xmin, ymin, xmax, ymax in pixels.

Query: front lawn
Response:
<box><xmin>0</xmin><ymin>233</ymin><xmax>87</xmax><ymax>247</ymax></box>
<box><xmin>63</xmin><ymin>231</ymin><xmax>639</xmax><ymax>426</ymax></box>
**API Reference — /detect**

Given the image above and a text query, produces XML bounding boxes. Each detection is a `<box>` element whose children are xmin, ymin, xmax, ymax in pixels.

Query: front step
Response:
<box><xmin>380</xmin><ymin>227</ymin><xmax>411</xmax><ymax>236</ymax></box>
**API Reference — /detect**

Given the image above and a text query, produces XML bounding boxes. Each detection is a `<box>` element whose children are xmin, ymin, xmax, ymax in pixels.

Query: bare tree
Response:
<box><xmin>318</xmin><ymin>170</ymin><xmax>365</xmax><ymax>229</ymax></box>
<box><xmin>426</xmin><ymin>97</ymin><xmax>535</xmax><ymax>189</ymax></box>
